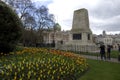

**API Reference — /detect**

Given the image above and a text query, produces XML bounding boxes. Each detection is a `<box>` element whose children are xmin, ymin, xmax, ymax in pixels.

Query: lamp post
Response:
<box><xmin>52</xmin><ymin>24</ymin><xmax>56</xmax><ymax>47</ymax></box>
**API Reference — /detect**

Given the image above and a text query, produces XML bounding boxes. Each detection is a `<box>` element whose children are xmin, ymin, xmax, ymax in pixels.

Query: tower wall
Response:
<box><xmin>66</xmin><ymin>8</ymin><xmax>93</xmax><ymax>45</ymax></box>
<box><xmin>72</xmin><ymin>8</ymin><xmax>91</xmax><ymax>33</ymax></box>
<box><xmin>56</xmin><ymin>8</ymin><xmax>96</xmax><ymax>52</ymax></box>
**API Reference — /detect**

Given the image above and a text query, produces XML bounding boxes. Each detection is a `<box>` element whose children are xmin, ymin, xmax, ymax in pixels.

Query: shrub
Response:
<box><xmin>0</xmin><ymin>1</ymin><xmax>22</xmax><ymax>54</ymax></box>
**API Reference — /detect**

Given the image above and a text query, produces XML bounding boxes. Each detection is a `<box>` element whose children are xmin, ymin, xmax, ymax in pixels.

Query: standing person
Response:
<box><xmin>107</xmin><ymin>45</ymin><xmax>112</xmax><ymax>60</ymax></box>
<box><xmin>118</xmin><ymin>44</ymin><xmax>120</xmax><ymax>53</ymax></box>
<box><xmin>100</xmin><ymin>44</ymin><xmax>106</xmax><ymax>60</ymax></box>
<box><xmin>118</xmin><ymin>44</ymin><xmax>120</xmax><ymax>61</ymax></box>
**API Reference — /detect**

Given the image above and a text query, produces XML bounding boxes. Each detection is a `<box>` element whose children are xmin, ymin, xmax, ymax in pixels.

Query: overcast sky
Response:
<box><xmin>32</xmin><ymin>0</ymin><xmax>120</xmax><ymax>35</ymax></box>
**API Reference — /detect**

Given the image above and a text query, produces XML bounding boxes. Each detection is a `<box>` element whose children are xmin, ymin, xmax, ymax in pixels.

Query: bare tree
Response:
<box><xmin>4</xmin><ymin>0</ymin><xmax>35</xmax><ymax>21</ymax></box>
<box><xmin>35</xmin><ymin>5</ymin><xmax>55</xmax><ymax>43</ymax></box>
<box><xmin>4</xmin><ymin>0</ymin><xmax>55</xmax><ymax>46</ymax></box>
<box><xmin>22</xmin><ymin>13</ymin><xmax>38</xmax><ymax>46</ymax></box>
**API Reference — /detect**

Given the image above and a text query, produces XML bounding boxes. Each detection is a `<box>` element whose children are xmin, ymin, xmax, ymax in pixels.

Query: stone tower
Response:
<box><xmin>72</xmin><ymin>8</ymin><xmax>91</xmax><ymax>33</ymax></box>
<box><xmin>66</xmin><ymin>8</ymin><xmax>93</xmax><ymax>45</ymax></box>
<box><xmin>57</xmin><ymin>8</ymin><xmax>97</xmax><ymax>52</ymax></box>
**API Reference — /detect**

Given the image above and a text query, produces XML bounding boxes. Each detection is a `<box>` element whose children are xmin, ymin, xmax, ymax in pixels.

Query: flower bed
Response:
<box><xmin>0</xmin><ymin>48</ymin><xmax>88</xmax><ymax>79</ymax></box>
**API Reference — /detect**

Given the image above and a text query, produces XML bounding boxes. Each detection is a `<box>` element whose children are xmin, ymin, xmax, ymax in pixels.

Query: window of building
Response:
<box><xmin>73</xmin><ymin>33</ymin><xmax>82</xmax><ymax>40</ymax></box>
<box><xmin>88</xmin><ymin>34</ymin><xmax>90</xmax><ymax>40</ymax></box>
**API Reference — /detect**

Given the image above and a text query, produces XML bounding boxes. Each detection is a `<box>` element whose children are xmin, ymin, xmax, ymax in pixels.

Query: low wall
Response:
<box><xmin>56</xmin><ymin>44</ymin><xmax>99</xmax><ymax>53</ymax></box>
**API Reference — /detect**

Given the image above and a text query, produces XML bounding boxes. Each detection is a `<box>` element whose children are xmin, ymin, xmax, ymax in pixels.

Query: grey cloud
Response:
<box><xmin>89</xmin><ymin>0</ymin><xmax>120</xmax><ymax>33</ymax></box>
<box><xmin>63</xmin><ymin>19</ymin><xmax>72</xmax><ymax>26</ymax></box>
<box><xmin>90</xmin><ymin>0</ymin><xmax>120</xmax><ymax>19</ymax></box>
<box><xmin>105</xmin><ymin>24</ymin><xmax>120</xmax><ymax>31</ymax></box>
<box><xmin>91</xmin><ymin>20</ymin><xmax>120</xmax><ymax>31</ymax></box>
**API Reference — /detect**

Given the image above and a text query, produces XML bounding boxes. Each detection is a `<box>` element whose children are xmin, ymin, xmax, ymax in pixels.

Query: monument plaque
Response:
<box><xmin>73</xmin><ymin>33</ymin><xmax>82</xmax><ymax>40</ymax></box>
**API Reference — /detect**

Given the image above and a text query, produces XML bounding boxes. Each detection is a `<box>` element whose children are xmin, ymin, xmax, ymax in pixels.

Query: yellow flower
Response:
<box><xmin>52</xmin><ymin>76</ymin><xmax>54</xmax><ymax>80</ymax></box>
<box><xmin>18</xmin><ymin>68</ymin><xmax>20</xmax><ymax>72</ymax></box>
<box><xmin>34</xmin><ymin>72</ymin><xmax>36</xmax><ymax>76</ymax></box>
<box><xmin>10</xmin><ymin>68</ymin><xmax>12</xmax><ymax>72</ymax></box>
<box><xmin>1</xmin><ymin>70</ymin><xmax>4</xmax><ymax>75</ymax></box>
<box><xmin>36</xmin><ymin>64</ymin><xmax>38</xmax><ymax>67</ymax></box>
<box><xmin>14</xmin><ymin>65</ymin><xmax>16</xmax><ymax>69</ymax></box>
<box><xmin>15</xmin><ymin>72</ymin><xmax>17</xmax><ymax>76</ymax></box>
<box><xmin>38</xmin><ymin>77</ymin><xmax>41</xmax><ymax>80</ymax></box>
<box><xmin>53</xmin><ymin>70</ymin><xmax>56</xmax><ymax>74</ymax></box>
<box><xmin>22</xmin><ymin>73</ymin><xmax>24</xmax><ymax>77</ymax></box>
<box><xmin>19</xmin><ymin>78</ymin><xmax>23</xmax><ymax>80</ymax></box>
<box><xmin>47</xmin><ymin>70</ymin><xmax>50</xmax><ymax>74</ymax></box>
<box><xmin>6</xmin><ymin>72</ymin><xmax>9</xmax><ymax>76</ymax></box>
<box><xmin>14</xmin><ymin>76</ymin><xmax>17</xmax><ymax>80</ymax></box>
<box><xmin>21</xmin><ymin>66</ymin><xmax>24</xmax><ymax>70</ymax></box>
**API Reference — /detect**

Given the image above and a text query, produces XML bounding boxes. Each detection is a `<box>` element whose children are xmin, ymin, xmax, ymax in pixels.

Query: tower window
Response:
<box><xmin>88</xmin><ymin>34</ymin><xmax>90</xmax><ymax>40</ymax></box>
<box><xmin>73</xmin><ymin>33</ymin><xmax>82</xmax><ymax>40</ymax></box>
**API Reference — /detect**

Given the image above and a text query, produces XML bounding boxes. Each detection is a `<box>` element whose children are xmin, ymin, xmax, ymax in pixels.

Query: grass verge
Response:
<box><xmin>78</xmin><ymin>59</ymin><xmax>120</xmax><ymax>80</ymax></box>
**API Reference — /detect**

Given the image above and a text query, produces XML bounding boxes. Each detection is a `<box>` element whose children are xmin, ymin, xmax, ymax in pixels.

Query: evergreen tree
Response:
<box><xmin>0</xmin><ymin>1</ymin><xmax>22</xmax><ymax>54</ymax></box>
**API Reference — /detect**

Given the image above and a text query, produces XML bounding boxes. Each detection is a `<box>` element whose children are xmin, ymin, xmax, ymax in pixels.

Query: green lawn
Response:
<box><xmin>111</xmin><ymin>50</ymin><xmax>120</xmax><ymax>58</ymax></box>
<box><xmin>78</xmin><ymin>59</ymin><xmax>120</xmax><ymax>80</ymax></box>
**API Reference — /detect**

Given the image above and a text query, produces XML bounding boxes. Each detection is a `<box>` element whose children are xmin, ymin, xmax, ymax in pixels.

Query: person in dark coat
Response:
<box><xmin>117</xmin><ymin>44</ymin><xmax>120</xmax><ymax>61</ymax></box>
<box><xmin>107</xmin><ymin>45</ymin><xmax>112</xmax><ymax>60</ymax></box>
<box><xmin>100</xmin><ymin>44</ymin><xmax>106</xmax><ymax>60</ymax></box>
<box><xmin>118</xmin><ymin>44</ymin><xmax>120</xmax><ymax>52</ymax></box>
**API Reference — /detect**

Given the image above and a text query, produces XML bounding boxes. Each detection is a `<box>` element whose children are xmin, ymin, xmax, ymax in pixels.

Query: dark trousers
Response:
<box><xmin>107</xmin><ymin>52</ymin><xmax>111</xmax><ymax>60</ymax></box>
<box><xmin>100</xmin><ymin>53</ymin><xmax>106</xmax><ymax>60</ymax></box>
<box><xmin>118</xmin><ymin>55</ymin><xmax>120</xmax><ymax>61</ymax></box>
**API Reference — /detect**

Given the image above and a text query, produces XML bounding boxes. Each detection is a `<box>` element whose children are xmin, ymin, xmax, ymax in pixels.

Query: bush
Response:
<box><xmin>0</xmin><ymin>1</ymin><xmax>22</xmax><ymax>54</ymax></box>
